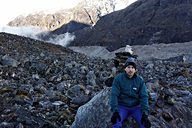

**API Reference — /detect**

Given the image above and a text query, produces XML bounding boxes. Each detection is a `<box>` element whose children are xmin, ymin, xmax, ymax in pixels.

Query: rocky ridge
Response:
<box><xmin>8</xmin><ymin>0</ymin><xmax>133</xmax><ymax>31</ymax></box>
<box><xmin>0</xmin><ymin>32</ymin><xmax>192</xmax><ymax>128</ymax></box>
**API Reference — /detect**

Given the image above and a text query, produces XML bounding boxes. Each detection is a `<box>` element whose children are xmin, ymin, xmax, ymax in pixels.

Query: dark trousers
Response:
<box><xmin>112</xmin><ymin>105</ymin><xmax>145</xmax><ymax>128</ymax></box>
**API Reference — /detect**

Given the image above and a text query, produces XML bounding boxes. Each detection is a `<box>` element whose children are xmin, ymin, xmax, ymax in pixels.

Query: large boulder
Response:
<box><xmin>71</xmin><ymin>88</ymin><xmax>112</xmax><ymax>128</ymax></box>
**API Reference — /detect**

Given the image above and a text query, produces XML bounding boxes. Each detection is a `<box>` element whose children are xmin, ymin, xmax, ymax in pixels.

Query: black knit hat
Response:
<box><xmin>124</xmin><ymin>57</ymin><xmax>136</xmax><ymax>69</ymax></box>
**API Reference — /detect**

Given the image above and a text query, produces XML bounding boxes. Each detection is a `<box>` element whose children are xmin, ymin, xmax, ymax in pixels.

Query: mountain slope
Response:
<box><xmin>8</xmin><ymin>0</ymin><xmax>134</xmax><ymax>31</ymax></box>
<box><xmin>70</xmin><ymin>0</ymin><xmax>192</xmax><ymax>50</ymax></box>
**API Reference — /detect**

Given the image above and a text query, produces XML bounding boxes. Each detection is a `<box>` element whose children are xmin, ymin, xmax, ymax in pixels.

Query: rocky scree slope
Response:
<box><xmin>0</xmin><ymin>32</ymin><xmax>191</xmax><ymax>128</ymax></box>
<box><xmin>0</xmin><ymin>32</ymin><xmax>113</xmax><ymax>127</ymax></box>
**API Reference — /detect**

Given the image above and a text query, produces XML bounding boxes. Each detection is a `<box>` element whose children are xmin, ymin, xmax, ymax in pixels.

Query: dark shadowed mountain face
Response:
<box><xmin>51</xmin><ymin>20</ymin><xmax>91</xmax><ymax>34</ymax></box>
<box><xmin>69</xmin><ymin>0</ymin><xmax>192</xmax><ymax>51</ymax></box>
<box><xmin>36</xmin><ymin>21</ymin><xmax>91</xmax><ymax>41</ymax></box>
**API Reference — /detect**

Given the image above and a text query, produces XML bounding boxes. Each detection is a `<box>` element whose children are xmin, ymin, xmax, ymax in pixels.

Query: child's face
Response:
<box><xmin>125</xmin><ymin>65</ymin><xmax>136</xmax><ymax>78</ymax></box>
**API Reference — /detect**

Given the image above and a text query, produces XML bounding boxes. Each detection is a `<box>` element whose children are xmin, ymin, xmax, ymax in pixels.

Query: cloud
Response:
<box><xmin>46</xmin><ymin>32</ymin><xmax>75</xmax><ymax>47</ymax></box>
<box><xmin>0</xmin><ymin>25</ymin><xmax>42</xmax><ymax>39</ymax></box>
<box><xmin>0</xmin><ymin>25</ymin><xmax>75</xmax><ymax>47</ymax></box>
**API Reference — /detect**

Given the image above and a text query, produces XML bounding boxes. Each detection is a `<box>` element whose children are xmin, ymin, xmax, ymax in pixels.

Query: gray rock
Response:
<box><xmin>70</xmin><ymin>95</ymin><xmax>91</xmax><ymax>106</ymax></box>
<box><xmin>86</xmin><ymin>71</ymin><xmax>96</xmax><ymax>86</ymax></box>
<box><xmin>1</xmin><ymin>55</ymin><xmax>19</xmax><ymax>67</ymax></box>
<box><xmin>66</xmin><ymin>84</ymin><xmax>82</xmax><ymax>99</ymax></box>
<box><xmin>71</xmin><ymin>88</ymin><xmax>112</xmax><ymax>128</ymax></box>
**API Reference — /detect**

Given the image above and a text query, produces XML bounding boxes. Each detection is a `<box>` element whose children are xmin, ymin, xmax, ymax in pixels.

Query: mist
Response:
<box><xmin>0</xmin><ymin>25</ymin><xmax>75</xmax><ymax>47</ymax></box>
<box><xmin>46</xmin><ymin>32</ymin><xmax>75</xmax><ymax>47</ymax></box>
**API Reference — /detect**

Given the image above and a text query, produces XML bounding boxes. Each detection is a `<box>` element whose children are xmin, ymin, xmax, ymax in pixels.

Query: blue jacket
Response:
<box><xmin>110</xmin><ymin>72</ymin><xmax>149</xmax><ymax>115</ymax></box>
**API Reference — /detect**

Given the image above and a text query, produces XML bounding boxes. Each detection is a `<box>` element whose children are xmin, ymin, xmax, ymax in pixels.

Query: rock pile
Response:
<box><xmin>114</xmin><ymin>52</ymin><xmax>137</xmax><ymax>70</ymax></box>
<box><xmin>105</xmin><ymin>47</ymin><xmax>138</xmax><ymax>87</ymax></box>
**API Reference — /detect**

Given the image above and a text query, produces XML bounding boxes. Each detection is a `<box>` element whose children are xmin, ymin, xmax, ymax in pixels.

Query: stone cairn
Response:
<box><xmin>105</xmin><ymin>45</ymin><xmax>138</xmax><ymax>87</ymax></box>
<box><xmin>114</xmin><ymin>52</ymin><xmax>137</xmax><ymax>71</ymax></box>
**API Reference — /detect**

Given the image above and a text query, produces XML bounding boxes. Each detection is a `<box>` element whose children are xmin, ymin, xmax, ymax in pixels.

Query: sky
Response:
<box><xmin>0</xmin><ymin>0</ymin><xmax>81</xmax><ymax>26</ymax></box>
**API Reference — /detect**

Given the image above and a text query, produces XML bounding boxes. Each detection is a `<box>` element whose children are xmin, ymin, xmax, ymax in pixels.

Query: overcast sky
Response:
<box><xmin>0</xmin><ymin>0</ymin><xmax>81</xmax><ymax>26</ymax></box>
